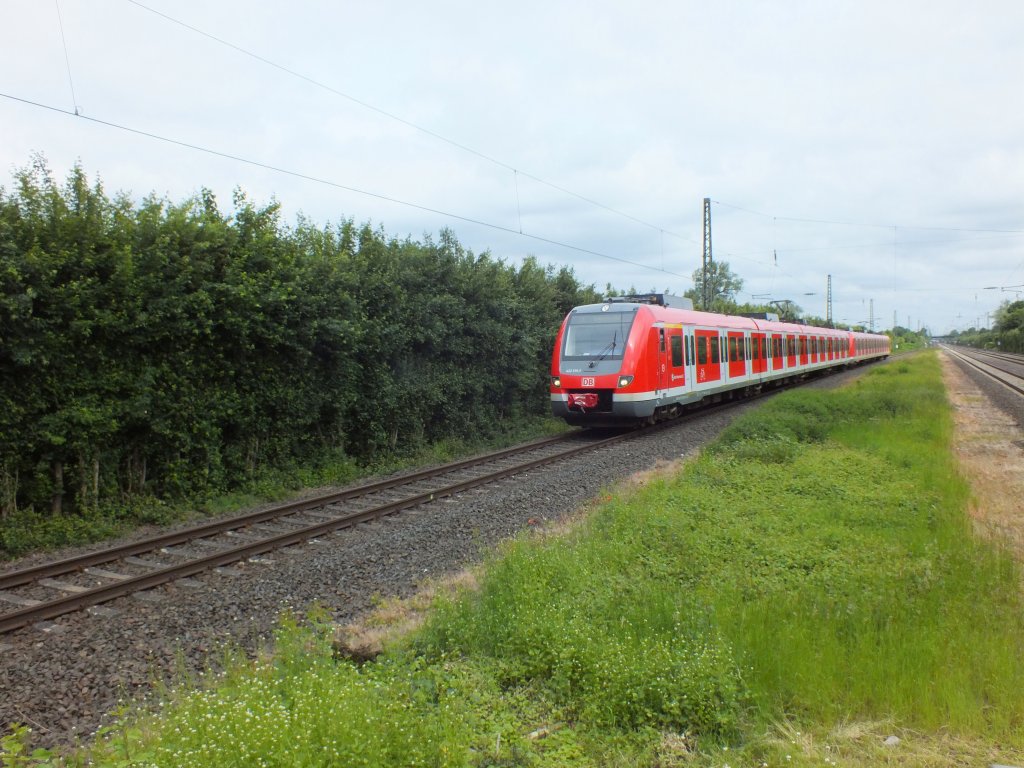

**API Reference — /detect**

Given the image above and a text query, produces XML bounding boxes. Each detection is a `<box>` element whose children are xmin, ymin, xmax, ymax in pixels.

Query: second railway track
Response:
<box><xmin>942</xmin><ymin>345</ymin><xmax>1024</xmax><ymax>397</ymax></box>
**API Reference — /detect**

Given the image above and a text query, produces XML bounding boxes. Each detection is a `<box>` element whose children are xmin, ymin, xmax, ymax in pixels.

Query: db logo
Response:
<box><xmin>581</xmin><ymin>377</ymin><xmax>595</xmax><ymax>387</ymax></box>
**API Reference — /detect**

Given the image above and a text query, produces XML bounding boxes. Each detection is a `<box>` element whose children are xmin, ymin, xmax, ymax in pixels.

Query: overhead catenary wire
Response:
<box><xmin>0</xmin><ymin>91</ymin><xmax>689</xmax><ymax>280</ymax></box>
<box><xmin>122</xmin><ymin>0</ymin><xmax>698</xmax><ymax>245</ymax></box>
<box><xmin>713</xmin><ymin>199</ymin><xmax>1024</xmax><ymax>235</ymax></box>
<box><xmin>54</xmin><ymin>0</ymin><xmax>80</xmax><ymax>115</ymax></box>
<box><xmin>713</xmin><ymin>198</ymin><xmax>1024</xmax><ymax>303</ymax></box>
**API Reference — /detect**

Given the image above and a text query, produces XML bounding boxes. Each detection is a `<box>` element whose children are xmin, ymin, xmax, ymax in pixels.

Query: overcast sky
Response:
<box><xmin>3</xmin><ymin>0</ymin><xmax>1023</xmax><ymax>335</ymax></box>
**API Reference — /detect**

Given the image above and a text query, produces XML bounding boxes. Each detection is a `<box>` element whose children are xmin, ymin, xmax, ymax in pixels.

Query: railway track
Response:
<box><xmin>0</xmin><ymin>429</ymin><xmax>642</xmax><ymax>634</ymax></box>
<box><xmin>962</xmin><ymin>347</ymin><xmax>1024</xmax><ymax>369</ymax></box>
<box><xmin>0</xmin><ymin>356</ymin><xmax>882</xmax><ymax>636</ymax></box>
<box><xmin>942</xmin><ymin>345</ymin><xmax>1024</xmax><ymax>397</ymax></box>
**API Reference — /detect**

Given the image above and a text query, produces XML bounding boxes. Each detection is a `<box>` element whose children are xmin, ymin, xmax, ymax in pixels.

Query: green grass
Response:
<box><xmin>11</xmin><ymin>353</ymin><xmax>1024</xmax><ymax>766</ymax></box>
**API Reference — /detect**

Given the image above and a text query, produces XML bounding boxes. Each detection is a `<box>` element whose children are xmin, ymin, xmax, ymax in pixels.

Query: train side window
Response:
<box><xmin>671</xmin><ymin>335</ymin><xmax>683</xmax><ymax>367</ymax></box>
<box><xmin>698</xmin><ymin>337</ymin><xmax>708</xmax><ymax>364</ymax></box>
<box><xmin>728</xmin><ymin>337</ymin><xmax>737</xmax><ymax>362</ymax></box>
<box><xmin>659</xmin><ymin>328</ymin><xmax>666</xmax><ymax>352</ymax></box>
<box><xmin>711</xmin><ymin>337</ymin><xmax>720</xmax><ymax>364</ymax></box>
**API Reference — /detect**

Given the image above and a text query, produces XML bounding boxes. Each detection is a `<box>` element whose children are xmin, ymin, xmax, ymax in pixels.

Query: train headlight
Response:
<box><xmin>617</xmin><ymin>375</ymin><xmax>633</xmax><ymax>388</ymax></box>
<box><xmin>551</xmin><ymin>376</ymin><xmax>561</xmax><ymax>388</ymax></box>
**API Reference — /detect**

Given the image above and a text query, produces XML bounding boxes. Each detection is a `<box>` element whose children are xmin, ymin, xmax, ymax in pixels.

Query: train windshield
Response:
<box><xmin>561</xmin><ymin>309</ymin><xmax>635</xmax><ymax>362</ymax></box>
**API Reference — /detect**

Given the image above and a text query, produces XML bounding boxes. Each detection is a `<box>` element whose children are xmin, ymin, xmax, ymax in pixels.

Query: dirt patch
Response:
<box><xmin>620</xmin><ymin>454</ymin><xmax>696</xmax><ymax>490</ymax></box>
<box><xmin>940</xmin><ymin>352</ymin><xmax>1024</xmax><ymax>561</ymax></box>
<box><xmin>333</xmin><ymin>569</ymin><xmax>480</xmax><ymax>661</ymax></box>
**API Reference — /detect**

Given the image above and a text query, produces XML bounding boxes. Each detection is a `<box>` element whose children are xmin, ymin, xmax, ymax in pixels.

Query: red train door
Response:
<box><xmin>727</xmin><ymin>332</ymin><xmax>746</xmax><ymax>379</ymax></box>
<box><xmin>771</xmin><ymin>334</ymin><xmax>784</xmax><ymax>371</ymax></box>
<box><xmin>695</xmin><ymin>329</ymin><xmax>721</xmax><ymax>384</ymax></box>
<box><xmin>668</xmin><ymin>327</ymin><xmax>685</xmax><ymax>388</ymax></box>
<box><xmin>787</xmin><ymin>335</ymin><xmax>797</xmax><ymax>367</ymax></box>
<box><xmin>751</xmin><ymin>333</ymin><xmax>767</xmax><ymax>374</ymax></box>
<box><xmin>650</xmin><ymin>327</ymin><xmax>668</xmax><ymax>395</ymax></box>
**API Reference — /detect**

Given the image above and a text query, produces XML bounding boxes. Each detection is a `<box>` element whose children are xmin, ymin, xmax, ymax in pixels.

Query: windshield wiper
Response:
<box><xmin>588</xmin><ymin>330</ymin><xmax>618</xmax><ymax>369</ymax></box>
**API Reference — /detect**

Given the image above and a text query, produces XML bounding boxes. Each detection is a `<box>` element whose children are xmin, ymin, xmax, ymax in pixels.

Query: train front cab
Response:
<box><xmin>550</xmin><ymin>302</ymin><xmax>651</xmax><ymax>424</ymax></box>
<box><xmin>551</xmin><ymin>302</ymin><xmax>711</xmax><ymax>425</ymax></box>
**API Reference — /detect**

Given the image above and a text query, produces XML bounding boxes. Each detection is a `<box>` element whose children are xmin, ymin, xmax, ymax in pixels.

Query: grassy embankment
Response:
<box><xmin>14</xmin><ymin>351</ymin><xmax>1024</xmax><ymax>766</ymax></box>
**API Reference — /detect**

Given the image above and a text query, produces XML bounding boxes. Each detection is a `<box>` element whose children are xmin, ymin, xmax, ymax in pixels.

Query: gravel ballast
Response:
<box><xmin>944</xmin><ymin>349</ymin><xmax>1024</xmax><ymax>429</ymax></box>
<box><xmin>0</xmin><ymin>365</ymin><xmax>878</xmax><ymax>750</ymax></box>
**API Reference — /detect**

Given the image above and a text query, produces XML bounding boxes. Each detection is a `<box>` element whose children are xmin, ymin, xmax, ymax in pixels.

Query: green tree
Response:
<box><xmin>684</xmin><ymin>260</ymin><xmax>743</xmax><ymax>312</ymax></box>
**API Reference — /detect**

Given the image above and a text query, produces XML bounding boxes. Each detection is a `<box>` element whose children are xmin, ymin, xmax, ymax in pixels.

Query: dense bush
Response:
<box><xmin>0</xmin><ymin>157</ymin><xmax>599</xmax><ymax>525</ymax></box>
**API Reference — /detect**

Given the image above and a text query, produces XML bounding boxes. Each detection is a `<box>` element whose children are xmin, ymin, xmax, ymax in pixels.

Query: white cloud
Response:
<box><xmin>1</xmin><ymin>0</ymin><xmax>1022</xmax><ymax>333</ymax></box>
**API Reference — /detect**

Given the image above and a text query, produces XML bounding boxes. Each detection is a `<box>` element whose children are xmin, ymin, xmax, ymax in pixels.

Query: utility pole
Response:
<box><xmin>826</xmin><ymin>274</ymin><xmax>833</xmax><ymax>327</ymax></box>
<box><xmin>702</xmin><ymin>197</ymin><xmax>712</xmax><ymax>310</ymax></box>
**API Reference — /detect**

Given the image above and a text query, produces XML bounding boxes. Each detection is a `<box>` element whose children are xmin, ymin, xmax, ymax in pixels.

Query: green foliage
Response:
<box><xmin>684</xmin><ymin>260</ymin><xmax>743</xmax><ymax>312</ymax></box>
<box><xmin>887</xmin><ymin>324</ymin><xmax>931</xmax><ymax>352</ymax></box>
<box><xmin>0</xmin><ymin>725</ymin><xmax>54</xmax><ymax>767</ymax></box>
<box><xmin>687</xmin><ymin>354</ymin><xmax>1024</xmax><ymax>737</ymax></box>
<box><xmin>953</xmin><ymin>299</ymin><xmax>1024</xmax><ymax>352</ymax></box>
<box><xmin>0</xmin><ymin>157</ymin><xmax>599</xmax><ymax>541</ymax></box>
<box><xmin>81</xmin><ymin>614</ymin><xmax>474</xmax><ymax>767</ymax></box>
<box><xmin>419</xmin><ymin>524</ymin><xmax>742</xmax><ymax>736</ymax></box>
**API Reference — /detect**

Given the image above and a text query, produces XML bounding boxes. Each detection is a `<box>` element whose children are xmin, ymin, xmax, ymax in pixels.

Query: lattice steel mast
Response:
<box><xmin>702</xmin><ymin>197</ymin><xmax>712</xmax><ymax>310</ymax></box>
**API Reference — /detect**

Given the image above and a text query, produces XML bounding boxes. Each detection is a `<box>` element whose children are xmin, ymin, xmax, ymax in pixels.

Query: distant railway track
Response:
<box><xmin>942</xmin><ymin>345</ymin><xmax>1024</xmax><ymax>398</ymax></box>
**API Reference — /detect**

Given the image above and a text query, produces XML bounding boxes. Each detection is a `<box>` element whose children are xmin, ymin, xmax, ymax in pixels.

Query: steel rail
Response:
<box><xmin>0</xmin><ymin>431</ymin><xmax>626</xmax><ymax>634</ymax></box>
<box><xmin>942</xmin><ymin>346</ymin><xmax>1024</xmax><ymax>397</ymax></box>
<box><xmin>979</xmin><ymin>349</ymin><xmax>1024</xmax><ymax>362</ymax></box>
<box><xmin>0</xmin><ymin>433</ymin><xmax>576</xmax><ymax>591</ymax></box>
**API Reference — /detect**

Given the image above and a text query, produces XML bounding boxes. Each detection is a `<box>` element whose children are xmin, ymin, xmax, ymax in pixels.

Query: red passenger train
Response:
<box><xmin>550</xmin><ymin>293</ymin><xmax>890</xmax><ymax>426</ymax></box>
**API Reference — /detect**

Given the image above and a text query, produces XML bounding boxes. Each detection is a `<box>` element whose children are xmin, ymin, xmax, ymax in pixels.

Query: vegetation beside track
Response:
<box><xmin>10</xmin><ymin>356</ymin><xmax>1024</xmax><ymax>767</ymax></box>
<box><xmin>0</xmin><ymin>414</ymin><xmax>569</xmax><ymax>560</ymax></box>
<box><xmin>948</xmin><ymin>299</ymin><xmax>1024</xmax><ymax>353</ymax></box>
<box><xmin>1</xmin><ymin>157</ymin><xmax>595</xmax><ymax>558</ymax></box>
